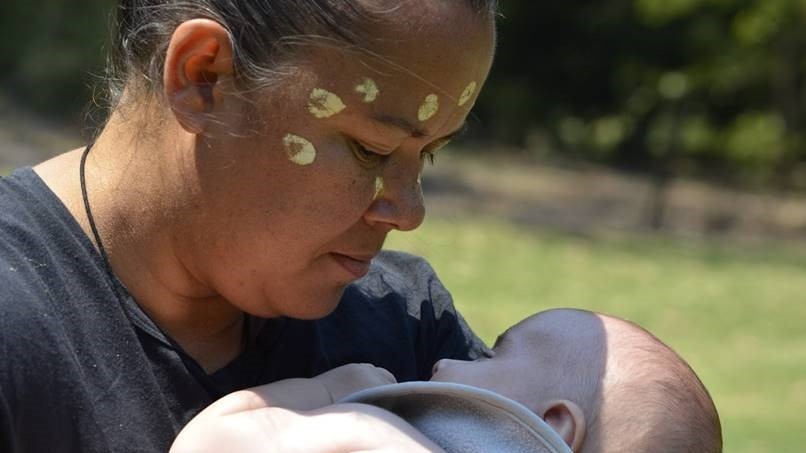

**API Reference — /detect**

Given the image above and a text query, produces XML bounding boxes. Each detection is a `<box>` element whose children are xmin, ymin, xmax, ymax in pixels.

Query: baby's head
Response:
<box><xmin>431</xmin><ymin>309</ymin><xmax>722</xmax><ymax>453</ymax></box>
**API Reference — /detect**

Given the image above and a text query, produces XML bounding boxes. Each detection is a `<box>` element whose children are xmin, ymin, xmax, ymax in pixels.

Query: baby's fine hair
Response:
<box><xmin>593</xmin><ymin>319</ymin><xmax>723</xmax><ymax>453</ymax></box>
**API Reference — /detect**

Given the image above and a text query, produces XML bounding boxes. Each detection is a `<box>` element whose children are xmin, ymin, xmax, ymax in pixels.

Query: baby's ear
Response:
<box><xmin>542</xmin><ymin>399</ymin><xmax>585</xmax><ymax>451</ymax></box>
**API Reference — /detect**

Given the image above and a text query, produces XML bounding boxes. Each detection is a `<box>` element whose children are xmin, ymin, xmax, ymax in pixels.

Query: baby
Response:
<box><xmin>429</xmin><ymin>308</ymin><xmax>722</xmax><ymax>452</ymax></box>
<box><xmin>172</xmin><ymin>309</ymin><xmax>722</xmax><ymax>453</ymax></box>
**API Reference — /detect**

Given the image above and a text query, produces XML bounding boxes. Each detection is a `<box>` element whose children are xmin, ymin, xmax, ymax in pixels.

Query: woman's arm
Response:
<box><xmin>203</xmin><ymin>363</ymin><xmax>397</xmax><ymax>415</ymax></box>
<box><xmin>171</xmin><ymin>403</ymin><xmax>445</xmax><ymax>453</ymax></box>
<box><xmin>170</xmin><ymin>363</ymin><xmax>438</xmax><ymax>453</ymax></box>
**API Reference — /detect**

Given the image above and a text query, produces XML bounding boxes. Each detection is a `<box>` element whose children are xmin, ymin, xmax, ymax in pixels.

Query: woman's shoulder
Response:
<box><xmin>370</xmin><ymin>250</ymin><xmax>438</xmax><ymax>278</ymax></box>
<box><xmin>347</xmin><ymin>250</ymin><xmax>457</xmax><ymax>317</ymax></box>
<box><xmin>0</xmin><ymin>167</ymin><xmax>72</xmax><ymax>240</ymax></box>
<box><xmin>0</xmin><ymin>168</ymin><xmax>56</xmax><ymax>294</ymax></box>
<box><xmin>0</xmin><ymin>167</ymin><xmax>94</xmax><ymax>259</ymax></box>
<box><xmin>0</xmin><ymin>167</ymin><xmax>104</xmax><ymax>323</ymax></box>
<box><xmin>361</xmin><ymin>251</ymin><xmax>444</xmax><ymax>297</ymax></box>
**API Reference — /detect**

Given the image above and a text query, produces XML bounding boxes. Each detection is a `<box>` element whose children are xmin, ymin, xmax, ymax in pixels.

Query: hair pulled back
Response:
<box><xmin>109</xmin><ymin>0</ymin><xmax>497</xmax><ymax>104</ymax></box>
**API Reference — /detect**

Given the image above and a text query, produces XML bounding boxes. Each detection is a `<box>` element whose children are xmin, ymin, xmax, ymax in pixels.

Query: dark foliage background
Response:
<box><xmin>4</xmin><ymin>0</ymin><xmax>806</xmax><ymax>189</ymax></box>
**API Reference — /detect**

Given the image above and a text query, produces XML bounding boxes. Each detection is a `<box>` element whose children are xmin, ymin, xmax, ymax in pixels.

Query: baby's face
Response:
<box><xmin>431</xmin><ymin>322</ymin><xmax>556</xmax><ymax>413</ymax></box>
<box><xmin>431</xmin><ymin>310</ymin><xmax>608</xmax><ymax>415</ymax></box>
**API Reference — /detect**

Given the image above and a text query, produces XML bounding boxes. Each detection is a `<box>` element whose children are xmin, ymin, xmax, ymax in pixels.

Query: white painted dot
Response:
<box><xmin>418</xmin><ymin>94</ymin><xmax>439</xmax><ymax>122</ymax></box>
<box><xmin>308</xmin><ymin>88</ymin><xmax>346</xmax><ymax>119</ymax></box>
<box><xmin>282</xmin><ymin>134</ymin><xmax>317</xmax><ymax>166</ymax></box>
<box><xmin>355</xmin><ymin>78</ymin><xmax>380</xmax><ymax>103</ymax></box>
<box><xmin>458</xmin><ymin>81</ymin><xmax>477</xmax><ymax>107</ymax></box>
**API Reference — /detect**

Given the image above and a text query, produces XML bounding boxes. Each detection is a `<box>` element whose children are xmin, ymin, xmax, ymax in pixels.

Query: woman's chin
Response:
<box><xmin>253</xmin><ymin>285</ymin><xmax>346</xmax><ymax>320</ymax></box>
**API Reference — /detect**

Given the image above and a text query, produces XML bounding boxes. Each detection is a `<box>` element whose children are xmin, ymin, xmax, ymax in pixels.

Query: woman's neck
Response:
<box><xmin>34</xmin><ymin>107</ymin><xmax>246</xmax><ymax>373</ymax></box>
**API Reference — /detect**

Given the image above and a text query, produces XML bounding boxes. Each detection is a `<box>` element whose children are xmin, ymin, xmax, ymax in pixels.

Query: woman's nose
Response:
<box><xmin>363</xmin><ymin>172</ymin><xmax>425</xmax><ymax>232</ymax></box>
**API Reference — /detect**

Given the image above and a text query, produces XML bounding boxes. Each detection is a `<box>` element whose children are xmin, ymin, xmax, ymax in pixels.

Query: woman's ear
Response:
<box><xmin>163</xmin><ymin>19</ymin><xmax>234</xmax><ymax>134</ymax></box>
<box><xmin>542</xmin><ymin>399</ymin><xmax>586</xmax><ymax>452</ymax></box>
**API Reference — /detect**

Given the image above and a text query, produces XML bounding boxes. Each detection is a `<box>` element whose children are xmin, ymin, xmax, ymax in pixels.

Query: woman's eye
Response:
<box><xmin>421</xmin><ymin>138</ymin><xmax>450</xmax><ymax>166</ymax></box>
<box><xmin>347</xmin><ymin>138</ymin><xmax>385</xmax><ymax>167</ymax></box>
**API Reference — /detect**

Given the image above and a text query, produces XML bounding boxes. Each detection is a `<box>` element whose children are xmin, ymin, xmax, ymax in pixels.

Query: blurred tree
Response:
<box><xmin>0</xmin><ymin>0</ymin><xmax>111</xmax><ymax>118</ymax></box>
<box><xmin>473</xmin><ymin>0</ymin><xmax>806</xmax><ymax>191</ymax></box>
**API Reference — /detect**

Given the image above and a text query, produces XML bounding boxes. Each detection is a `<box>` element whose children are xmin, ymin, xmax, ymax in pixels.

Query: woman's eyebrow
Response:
<box><xmin>371</xmin><ymin>114</ymin><xmax>468</xmax><ymax>140</ymax></box>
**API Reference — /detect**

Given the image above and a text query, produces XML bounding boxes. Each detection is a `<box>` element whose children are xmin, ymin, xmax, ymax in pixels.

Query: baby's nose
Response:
<box><xmin>431</xmin><ymin>358</ymin><xmax>454</xmax><ymax>377</ymax></box>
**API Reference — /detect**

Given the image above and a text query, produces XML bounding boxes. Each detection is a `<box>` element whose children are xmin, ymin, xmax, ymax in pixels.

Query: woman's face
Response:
<box><xmin>183</xmin><ymin>4</ymin><xmax>496</xmax><ymax>319</ymax></box>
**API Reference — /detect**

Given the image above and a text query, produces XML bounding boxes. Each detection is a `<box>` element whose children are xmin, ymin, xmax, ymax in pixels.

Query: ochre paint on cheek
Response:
<box><xmin>355</xmin><ymin>78</ymin><xmax>380</xmax><ymax>103</ymax></box>
<box><xmin>374</xmin><ymin>176</ymin><xmax>385</xmax><ymax>200</ymax></box>
<box><xmin>418</xmin><ymin>94</ymin><xmax>440</xmax><ymax>122</ymax></box>
<box><xmin>458</xmin><ymin>81</ymin><xmax>477</xmax><ymax>107</ymax></box>
<box><xmin>308</xmin><ymin>88</ymin><xmax>347</xmax><ymax>119</ymax></box>
<box><xmin>282</xmin><ymin>134</ymin><xmax>317</xmax><ymax>165</ymax></box>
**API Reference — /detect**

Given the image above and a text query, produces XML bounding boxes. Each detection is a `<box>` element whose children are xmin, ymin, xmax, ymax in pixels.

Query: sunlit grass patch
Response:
<box><xmin>386</xmin><ymin>216</ymin><xmax>806</xmax><ymax>453</ymax></box>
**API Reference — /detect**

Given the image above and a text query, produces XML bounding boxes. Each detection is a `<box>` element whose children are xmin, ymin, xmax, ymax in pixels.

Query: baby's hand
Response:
<box><xmin>313</xmin><ymin>363</ymin><xmax>396</xmax><ymax>402</ymax></box>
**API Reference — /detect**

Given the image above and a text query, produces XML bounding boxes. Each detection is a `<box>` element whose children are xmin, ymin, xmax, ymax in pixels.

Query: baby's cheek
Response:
<box><xmin>430</xmin><ymin>359</ymin><xmax>475</xmax><ymax>383</ymax></box>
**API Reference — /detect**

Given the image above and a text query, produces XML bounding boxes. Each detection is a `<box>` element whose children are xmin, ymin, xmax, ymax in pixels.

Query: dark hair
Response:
<box><xmin>109</xmin><ymin>0</ymin><xmax>497</xmax><ymax>104</ymax></box>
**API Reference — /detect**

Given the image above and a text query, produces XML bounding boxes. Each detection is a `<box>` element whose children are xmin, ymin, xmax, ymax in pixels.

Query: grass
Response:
<box><xmin>386</xmin><ymin>216</ymin><xmax>806</xmax><ymax>453</ymax></box>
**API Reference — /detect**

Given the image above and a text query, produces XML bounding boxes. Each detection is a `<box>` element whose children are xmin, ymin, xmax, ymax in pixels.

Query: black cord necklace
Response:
<box><xmin>80</xmin><ymin>143</ymin><xmax>114</xmax><ymax>272</ymax></box>
<box><xmin>80</xmin><ymin>144</ymin><xmax>251</xmax><ymax>352</ymax></box>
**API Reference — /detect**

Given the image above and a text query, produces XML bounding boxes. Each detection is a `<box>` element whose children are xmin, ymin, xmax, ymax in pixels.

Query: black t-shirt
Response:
<box><xmin>0</xmin><ymin>168</ymin><xmax>488</xmax><ymax>453</ymax></box>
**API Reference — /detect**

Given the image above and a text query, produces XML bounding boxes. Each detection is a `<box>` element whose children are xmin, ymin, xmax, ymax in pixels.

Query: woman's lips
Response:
<box><xmin>330</xmin><ymin>253</ymin><xmax>373</xmax><ymax>279</ymax></box>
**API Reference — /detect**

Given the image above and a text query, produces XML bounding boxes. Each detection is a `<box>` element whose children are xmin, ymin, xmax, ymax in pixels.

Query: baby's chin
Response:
<box><xmin>429</xmin><ymin>370</ymin><xmax>473</xmax><ymax>386</ymax></box>
<box><xmin>429</xmin><ymin>374</ymin><xmax>520</xmax><ymax>406</ymax></box>
<box><xmin>429</xmin><ymin>371</ymin><xmax>447</xmax><ymax>382</ymax></box>
<box><xmin>428</xmin><ymin>367</ymin><xmax>450</xmax><ymax>382</ymax></box>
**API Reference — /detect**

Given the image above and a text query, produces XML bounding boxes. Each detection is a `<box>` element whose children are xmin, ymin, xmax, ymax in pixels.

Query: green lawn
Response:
<box><xmin>387</xmin><ymin>217</ymin><xmax>806</xmax><ymax>453</ymax></box>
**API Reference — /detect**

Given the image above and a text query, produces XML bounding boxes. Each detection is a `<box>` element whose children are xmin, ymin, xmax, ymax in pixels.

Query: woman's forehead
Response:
<box><xmin>288</xmin><ymin>18</ymin><xmax>494</xmax><ymax>136</ymax></box>
<box><xmin>314</xmin><ymin>6</ymin><xmax>490</xmax><ymax>78</ymax></box>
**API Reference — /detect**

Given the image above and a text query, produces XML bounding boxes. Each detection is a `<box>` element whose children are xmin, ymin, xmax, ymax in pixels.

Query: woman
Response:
<box><xmin>0</xmin><ymin>0</ymin><xmax>497</xmax><ymax>451</ymax></box>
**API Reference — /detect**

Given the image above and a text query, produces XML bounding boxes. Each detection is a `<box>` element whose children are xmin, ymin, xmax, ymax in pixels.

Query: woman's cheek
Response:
<box><xmin>321</xmin><ymin>161</ymin><xmax>379</xmax><ymax>218</ymax></box>
<box><xmin>373</xmin><ymin>175</ymin><xmax>385</xmax><ymax>200</ymax></box>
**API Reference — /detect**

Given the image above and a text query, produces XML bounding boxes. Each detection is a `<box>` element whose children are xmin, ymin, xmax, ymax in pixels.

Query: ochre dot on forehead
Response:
<box><xmin>282</xmin><ymin>134</ymin><xmax>317</xmax><ymax>166</ymax></box>
<box><xmin>308</xmin><ymin>88</ymin><xmax>346</xmax><ymax>119</ymax></box>
<box><xmin>418</xmin><ymin>94</ymin><xmax>440</xmax><ymax>122</ymax></box>
<box><xmin>355</xmin><ymin>78</ymin><xmax>380</xmax><ymax>103</ymax></box>
<box><xmin>458</xmin><ymin>81</ymin><xmax>477</xmax><ymax>107</ymax></box>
